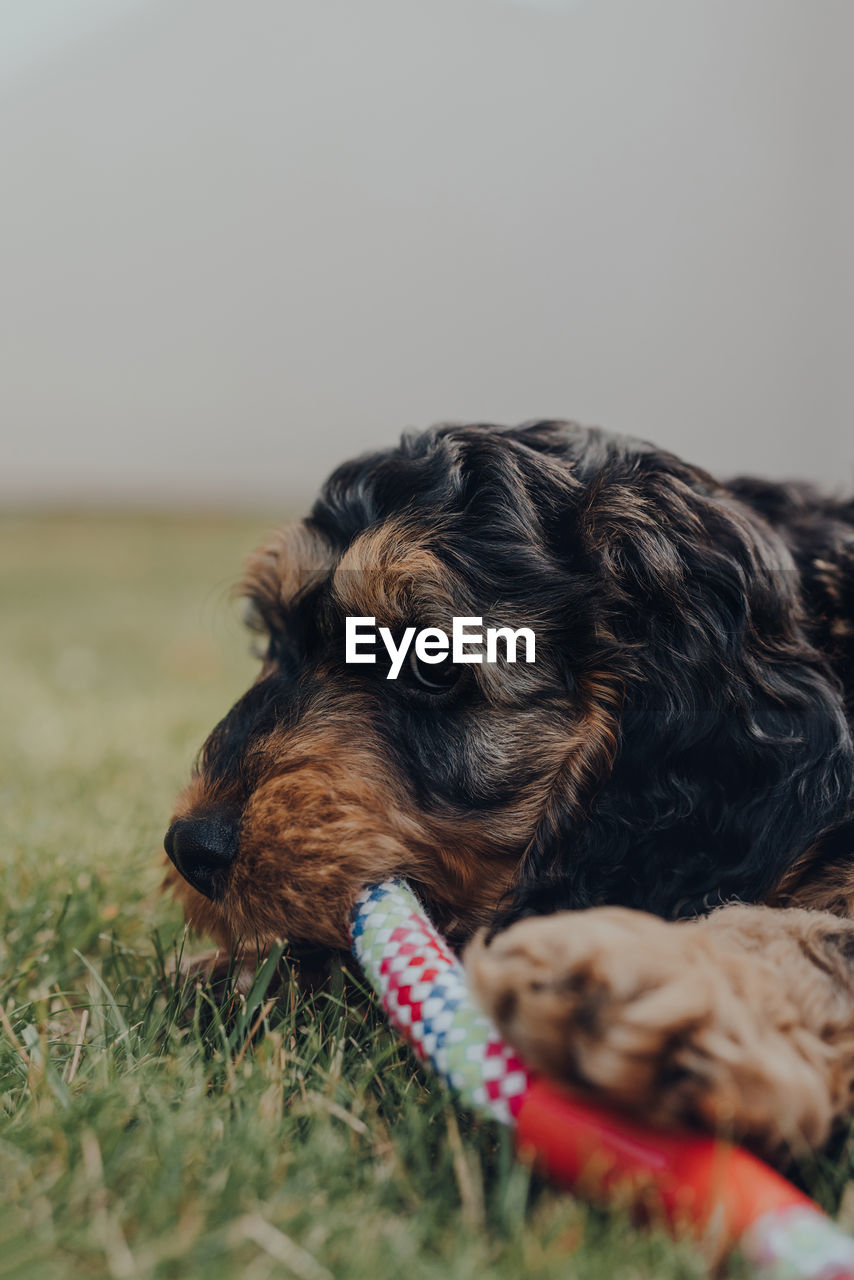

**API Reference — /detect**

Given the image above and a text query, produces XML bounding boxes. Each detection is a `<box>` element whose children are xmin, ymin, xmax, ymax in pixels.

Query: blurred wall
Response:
<box><xmin>1</xmin><ymin>0</ymin><xmax>852</xmax><ymax>507</ymax></box>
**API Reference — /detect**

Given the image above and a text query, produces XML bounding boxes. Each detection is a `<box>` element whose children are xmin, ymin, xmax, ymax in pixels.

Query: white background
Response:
<box><xmin>1</xmin><ymin>0</ymin><xmax>852</xmax><ymax>506</ymax></box>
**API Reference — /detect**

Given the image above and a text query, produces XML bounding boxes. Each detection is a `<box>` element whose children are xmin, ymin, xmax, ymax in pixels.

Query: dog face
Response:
<box><xmin>164</xmin><ymin>422</ymin><xmax>854</xmax><ymax>951</ymax></box>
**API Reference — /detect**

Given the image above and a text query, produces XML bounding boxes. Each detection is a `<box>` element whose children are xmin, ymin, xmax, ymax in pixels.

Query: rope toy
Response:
<box><xmin>351</xmin><ymin>879</ymin><xmax>854</xmax><ymax>1279</ymax></box>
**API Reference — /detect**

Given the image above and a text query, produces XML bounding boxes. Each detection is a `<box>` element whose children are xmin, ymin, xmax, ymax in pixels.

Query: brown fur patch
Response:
<box><xmin>240</xmin><ymin>521</ymin><xmax>334</xmax><ymax>626</ymax></box>
<box><xmin>331</xmin><ymin>520</ymin><xmax>460</xmax><ymax>627</ymax></box>
<box><xmin>521</xmin><ymin>672</ymin><xmax>624</xmax><ymax>862</ymax></box>
<box><xmin>165</xmin><ymin>686</ymin><xmax>525</xmax><ymax>951</ymax></box>
<box><xmin>772</xmin><ymin>858</ymin><xmax>854</xmax><ymax>920</ymax></box>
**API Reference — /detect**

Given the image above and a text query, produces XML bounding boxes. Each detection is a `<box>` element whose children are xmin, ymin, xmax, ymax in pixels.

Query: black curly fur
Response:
<box><xmin>311</xmin><ymin>421</ymin><xmax>854</xmax><ymax>925</ymax></box>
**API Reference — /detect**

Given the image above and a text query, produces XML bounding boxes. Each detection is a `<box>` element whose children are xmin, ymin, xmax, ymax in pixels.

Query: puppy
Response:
<box><xmin>164</xmin><ymin>421</ymin><xmax>854</xmax><ymax>1160</ymax></box>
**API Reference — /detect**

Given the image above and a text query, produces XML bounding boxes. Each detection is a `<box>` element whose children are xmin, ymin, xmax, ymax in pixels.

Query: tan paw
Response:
<box><xmin>466</xmin><ymin>905</ymin><xmax>842</xmax><ymax>1160</ymax></box>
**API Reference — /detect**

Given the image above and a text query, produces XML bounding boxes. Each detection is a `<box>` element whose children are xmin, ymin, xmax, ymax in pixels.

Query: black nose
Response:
<box><xmin>164</xmin><ymin>817</ymin><xmax>238</xmax><ymax>899</ymax></box>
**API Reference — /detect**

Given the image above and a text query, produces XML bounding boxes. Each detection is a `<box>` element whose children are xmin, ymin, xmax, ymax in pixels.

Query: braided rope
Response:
<box><xmin>352</xmin><ymin>881</ymin><xmax>531</xmax><ymax>1122</ymax></box>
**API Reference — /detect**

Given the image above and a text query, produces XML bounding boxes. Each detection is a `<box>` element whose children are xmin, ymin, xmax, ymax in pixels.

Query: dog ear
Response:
<box><xmin>500</xmin><ymin>441</ymin><xmax>854</xmax><ymax>926</ymax></box>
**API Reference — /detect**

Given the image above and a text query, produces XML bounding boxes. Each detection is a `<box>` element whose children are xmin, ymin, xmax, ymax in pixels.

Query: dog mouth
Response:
<box><xmin>163</xmin><ymin>815</ymin><xmax>239</xmax><ymax>901</ymax></box>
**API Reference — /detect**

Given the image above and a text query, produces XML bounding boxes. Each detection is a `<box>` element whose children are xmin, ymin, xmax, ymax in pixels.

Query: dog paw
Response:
<box><xmin>465</xmin><ymin>905</ymin><xmax>839</xmax><ymax>1159</ymax></box>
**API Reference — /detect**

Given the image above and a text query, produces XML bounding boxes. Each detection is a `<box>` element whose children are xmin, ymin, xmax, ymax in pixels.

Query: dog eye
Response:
<box><xmin>406</xmin><ymin>649</ymin><xmax>461</xmax><ymax>693</ymax></box>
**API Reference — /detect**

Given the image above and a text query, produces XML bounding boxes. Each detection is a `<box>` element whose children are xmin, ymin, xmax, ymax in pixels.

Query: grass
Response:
<box><xmin>0</xmin><ymin>510</ymin><xmax>849</xmax><ymax>1280</ymax></box>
